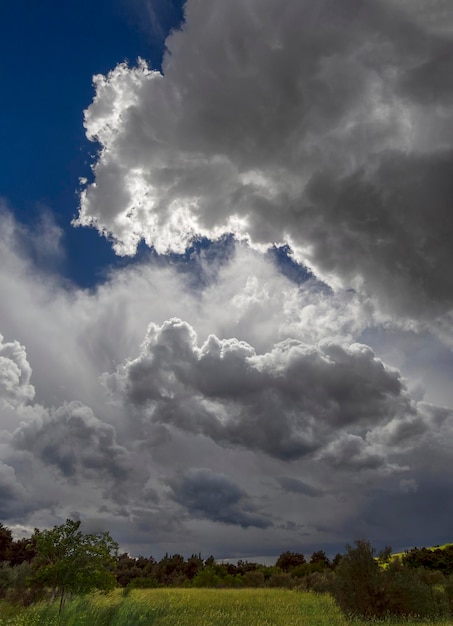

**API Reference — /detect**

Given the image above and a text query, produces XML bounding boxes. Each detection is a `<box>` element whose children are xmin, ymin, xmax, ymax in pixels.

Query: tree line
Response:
<box><xmin>1</xmin><ymin>519</ymin><xmax>453</xmax><ymax>619</ymax></box>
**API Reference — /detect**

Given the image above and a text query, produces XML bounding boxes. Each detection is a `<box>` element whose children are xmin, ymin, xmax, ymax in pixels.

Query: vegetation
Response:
<box><xmin>332</xmin><ymin>540</ymin><xmax>450</xmax><ymax>620</ymax></box>
<box><xmin>2</xmin><ymin>519</ymin><xmax>453</xmax><ymax>622</ymax></box>
<box><xmin>4</xmin><ymin>588</ymin><xmax>453</xmax><ymax>625</ymax></box>
<box><xmin>30</xmin><ymin>519</ymin><xmax>118</xmax><ymax>614</ymax></box>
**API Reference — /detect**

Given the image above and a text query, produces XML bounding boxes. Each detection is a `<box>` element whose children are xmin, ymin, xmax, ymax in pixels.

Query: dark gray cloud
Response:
<box><xmin>303</xmin><ymin>150</ymin><xmax>453</xmax><ymax>318</ymax></box>
<box><xmin>0</xmin><ymin>461</ymin><xmax>28</xmax><ymax>518</ymax></box>
<box><xmin>276</xmin><ymin>476</ymin><xmax>323</xmax><ymax>497</ymax></box>
<box><xmin>12</xmin><ymin>401</ymin><xmax>131</xmax><ymax>483</ymax></box>
<box><xmin>107</xmin><ymin>318</ymin><xmax>419</xmax><ymax>465</ymax></box>
<box><xmin>168</xmin><ymin>468</ymin><xmax>271</xmax><ymax>528</ymax></box>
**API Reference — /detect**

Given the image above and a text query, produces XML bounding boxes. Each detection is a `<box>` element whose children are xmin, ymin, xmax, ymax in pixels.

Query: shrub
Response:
<box><xmin>267</xmin><ymin>572</ymin><xmax>294</xmax><ymax>588</ymax></box>
<box><xmin>332</xmin><ymin>540</ymin><xmax>450</xmax><ymax>620</ymax></box>
<box><xmin>243</xmin><ymin>570</ymin><xmax>265</xmax><ymax>587</ymax></box>
<box><xmin>306</xmin><ymin>570</ymin><xmax>334</xmax><ymax>594</ymax></box>
<box><xmin>384</xmin><ymin>560</ymin><xmax>448</xmax><ymax>619</ymax></box>
<box><xmin>127</xmin><ymin>576</ymin><xmax>160</xmax><ymax>589</ymax></box>
<box><xmin>332</xmin><ymin>540</ymin><xmax>387</xmax><ymax>619</ymax></box>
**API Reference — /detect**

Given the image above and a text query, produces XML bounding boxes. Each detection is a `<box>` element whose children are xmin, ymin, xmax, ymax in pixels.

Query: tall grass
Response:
<box><xmin>1</xmin><ymin>589</ymin><xmax>453</xmax><ymax>625</ymax></box>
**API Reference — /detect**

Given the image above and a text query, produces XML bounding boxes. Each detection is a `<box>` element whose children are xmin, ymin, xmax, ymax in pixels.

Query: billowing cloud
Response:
<box><xmin>76</xmin><ymin>0</ymin><xmax>453</xmax><ymax>323</ymax></box>
<box><xmin>12</xmin><ymin>402</ymin><xmax>131</xmax><ymax>483</ymax></box>
<box><xmin>0</xmin><ymin>334</ymin><xmax>34</xmax><ymax>409</ymax></box>
<box><xmin>0</xmin><ymin>461</ymin><xmax>28</xmax><ymax>518</ymax></box>
<box><xmin>106</xmin><ymin>317</ymin><xmax>420</xmax><ymax>466</ymax></box>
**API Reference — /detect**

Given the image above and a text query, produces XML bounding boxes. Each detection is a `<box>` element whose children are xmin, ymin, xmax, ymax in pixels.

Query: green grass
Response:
<box><xmin>1</xmin><ymin>589</ymin><xmax>453</xmax><ymax>626</ymax></box>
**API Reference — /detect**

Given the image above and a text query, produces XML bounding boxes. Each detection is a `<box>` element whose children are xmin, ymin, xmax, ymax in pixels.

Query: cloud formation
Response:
<box><xmin>77</xmin><ymin>0</ymin><xmax>453</xmax><ymax>323</ymax></box>
<box><xmin>107</xmin><ymin>317</ymin><xmax>419</xmax><ymax>466</ymax></box>
<box><xmin>2</xmin><ymin>0</ymin><xmax>453</xmax><ymax>559</ymax></box>
<box><xmin>12</xmin><ymin>402</ymin><xmax>131</xmax><ymax>483</ymax></box>
<box><xmin>168</xmin><ymin>468</ymin><xmax>271</xmax><ymax>528</ymax></box>
<box><xmin>0</xmin><ymin>334</ymin><xmax>34</xmax><ymax>409</ymax></box>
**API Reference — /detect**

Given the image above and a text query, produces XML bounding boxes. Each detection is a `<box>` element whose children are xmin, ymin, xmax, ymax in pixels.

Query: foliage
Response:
<box><xmin>0</xmin><ymin>524</ymin><xmax>13</xmax><ymax>562</ymax></box>
<box><xmin>126</xmin><ymin>576</ymin><xmax>160</xmax><ymax>589</ymax></box>
<box><xmin>0</xmin><ymin>524</ymin><xmax>36</xmax><ymax>567</ymax></box>
<box><xmin>30</xmin><ymin>519</ymin><xmax>118</xmax><ymax>613</ymax></box>
<box><xmin>2</xmin><ymin>517</ymin><xmax>453</xmax><ymax>622</ymax></box>
<box><xmin>309</xmin><ymin>550</ymin><xmax>331</xmax><ymax>570</ymax></box>
<box><xmin>0</xmin><ymin>561</ymin><xmax>41</xmax><ymax>605</ymax></box>
<box><xmin>332</xmin><ymin>539</ymin><xmax>387</xmax><ymax>619</ymax></box>
<box><xmin>403</xmin><ymin>544</ymin><xmax>453</xmax><ymax>575</ymax></box>
<box><xmin>332</xmin><ymin>539</ymin><xmax>451</xmax><ymax>620</ymax></box>
<box><xmin>275</xmin><ymin>550</ymin><xmax>306</xmax><ymax>572</ymax></box>
<box><xmin>383</xmin><ymin>559</ymin><xmax>449</xmax><ymax>619</ymax></box>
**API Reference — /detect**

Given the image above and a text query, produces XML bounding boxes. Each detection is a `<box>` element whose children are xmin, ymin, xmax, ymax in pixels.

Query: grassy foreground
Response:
<box><xmin>1</xmin><ymin>589</ymin><xmax>453</xmax><ymax>626</ymax></box>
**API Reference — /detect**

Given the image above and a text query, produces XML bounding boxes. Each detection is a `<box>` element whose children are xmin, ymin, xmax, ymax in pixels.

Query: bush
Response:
<box><xmin>127</xmin><ymin>576</ymin><xmax>160</xmax><ymax>589</ymax></box>
<box><xmin>243</xmin><ymin>570</ymin><xmax>265</xmax><ymax>587</ymax></box>
<box><xmin>332</xmin><ymin>540</ymin><xmax>450</xmax><ymax>620</ymax></box>
<box><xmin>306</xmin><ymin>570</ymin><xmax>334</xmax><ymax>594</ymax></box>
<box><xmin>0</xmin><ymin>561</ymin><xmax>46</xmax><ymax>606</ymax></box>
<box><xmin>384</xmin><ymin>564</ymin><xmax>448</xmax><ymax>619</ymax></box>
<box><xmin>332</xmin><ymin>540</ymin><xmax>387</xmax><ymax>619</ymax></box>
<box><xmin>267</xmin><ymin>572</ymin><xmax>294</xmax><ymax>588</ymax></box>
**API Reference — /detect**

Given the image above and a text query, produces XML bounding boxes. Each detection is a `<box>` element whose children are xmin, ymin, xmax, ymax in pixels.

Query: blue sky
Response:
<box><xmin>1</xmin><ymin>0</ymin><xmax>453</xmax><ymax>560</ymax></box>
<box><xmin>0</xmin><ymin>0</ymin><xmax>184</xmax><ymax>286</ymax></box>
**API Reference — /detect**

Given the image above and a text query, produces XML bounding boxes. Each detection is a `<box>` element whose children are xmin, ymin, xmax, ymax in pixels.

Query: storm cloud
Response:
<box><xmin>168</xmin><ymin>468</ymin><xmax>271</xmax><ymax>528</ymax></box>
<box><xmin>107</xmin><ymin>318</ymin><xmax>426</xmax><ymax>468</ymax></box>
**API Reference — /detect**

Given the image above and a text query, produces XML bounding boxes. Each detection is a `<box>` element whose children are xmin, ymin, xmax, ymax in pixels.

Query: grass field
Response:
<box><xmin>1</xmin><ymin>589</ymin><xmax>453</xmax><ymax>626</ymax></box>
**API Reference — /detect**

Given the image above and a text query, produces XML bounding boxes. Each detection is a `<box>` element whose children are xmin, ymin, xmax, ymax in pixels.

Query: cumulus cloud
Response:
<box><xmin>106</xmin><ymin>317</ymin><xmax>421</xmax><ymax>466</ymax></box>
<box><xmin>76</xmin><ymin>0</ymin><xmax>453</xmax><ymax>324</ymax></box>
<box><xmin>0</xmin><ymin>334</ymin><xmax>34</xmax><ymax>409</ymax></box>
<box><xmin>12</xmin><ymin>402</ymin><xmax>131</xmax><ymax>483</ymax></box>
<box><xmin>0</xmin><ymin>461</ymin><xmax>28</xmax><ymax>518</ymax></box>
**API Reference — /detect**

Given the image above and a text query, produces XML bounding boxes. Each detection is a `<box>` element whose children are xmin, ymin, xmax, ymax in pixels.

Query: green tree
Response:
<box><xmin>0</xmin><ymin>524</ymin><xmax>13</xmax><ymax>562</ymax></box>
<box><xmin>332</xmin><ymin>539</ymin><xmax>386</xmax><ymax>619</ymax></box>
<box><xmin>31</xmin><ymin>519</ymin><xmax>118</xmax><ymax>614</ymax></box>
<box><xmin>275</xmin><ymin>551</ymin><xmax>306</xmax><ymax>572</ymax></box>
<box><xmin>309</xmin><ymin>550</ymin><xmax>331</xmax><ymax>570</ymax></box>
<box><xmin>377</xmin><ymin>545</ymin><xmax>393</xmax><ymax>565</ymax></box>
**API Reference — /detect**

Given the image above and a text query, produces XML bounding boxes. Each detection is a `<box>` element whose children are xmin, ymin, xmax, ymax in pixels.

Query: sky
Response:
<box><xmin>1</xmin><ymin>0</ymin><xmax>453</xmax><ymax>561</ymax></box>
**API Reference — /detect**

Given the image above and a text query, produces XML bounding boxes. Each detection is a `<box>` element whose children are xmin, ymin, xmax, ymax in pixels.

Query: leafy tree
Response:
<box><xmin>0</xmin><ymin>524</ymin><xmax>13</xmax><ymax>562</ymax></box>
<box><xmin>331</xmin><ymin>553</ymin><xmax>343</xmax><ymax>569</ymax></box>
<box><xmin>332</xmin><ymin>539</ymin><xmax>386</xmax><ymax>619</ymax></box>
<box><xmin>309</xmin><ymin>550</ymin><xmax>331</xmax><ymax>570</ymax></box>
<box><xmin>185</xmin><ymin>554</ymin><xmax>203</xmax><ymax>580</ymax></box>
<box><xmin>275</xmin><ymin>551</ymin><xmax>306</xmax><ymax>572</ymax></box>
<box><xmin>377</xmin><ymin>545</ymin><xmax>392</xmax><ymax>565</ymax></box>
<box><xmin>333</xmin><ymin>539</ymin><xmax>450</xmax><ymax>620</ymax></box>
<box><xmin>8</xmin><ymin>536</ymin><xmax>37</xmax><ymax>566</ymax></box>
<box><xmin>31</xmin><ymin>519</ymin><xmax>118</xmax><ymax>614</ymax></box>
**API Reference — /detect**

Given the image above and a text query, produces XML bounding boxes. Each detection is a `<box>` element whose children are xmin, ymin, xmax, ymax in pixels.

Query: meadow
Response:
<box><xmin>1</xmin><ymin>589</ymin><xmax>453</xmax><ymax>626</ymax></box>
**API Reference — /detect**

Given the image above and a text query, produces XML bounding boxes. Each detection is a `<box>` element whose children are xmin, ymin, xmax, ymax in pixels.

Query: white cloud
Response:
<box><xmin>76</xmin><ymin>0</ymin><xmax>453</xmax><ymax>328</ymax></box>
<box><xmin>0</xmin><ymin>334</ymin><xmax>34</xmax><ymax>409</ymax></box>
